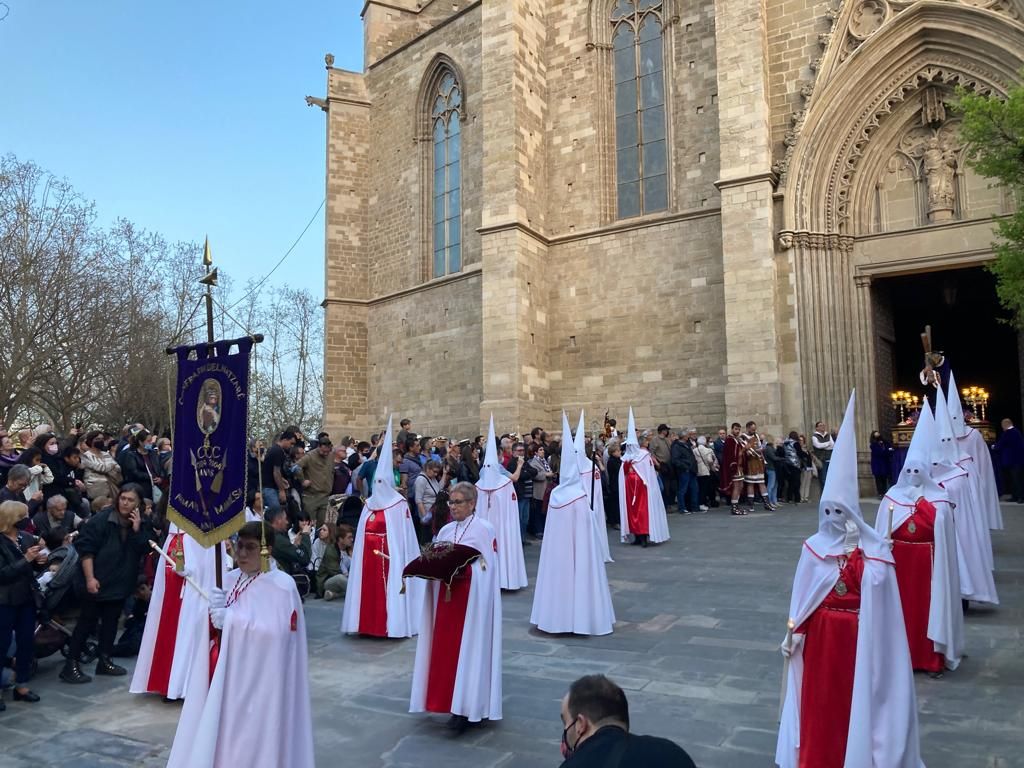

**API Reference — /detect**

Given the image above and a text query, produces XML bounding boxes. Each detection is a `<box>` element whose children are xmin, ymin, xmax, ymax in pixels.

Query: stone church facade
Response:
<box><xmin>313</xmin><ymin>0</ymin><xmax>1021</xmax><ymax>444</ymax></box>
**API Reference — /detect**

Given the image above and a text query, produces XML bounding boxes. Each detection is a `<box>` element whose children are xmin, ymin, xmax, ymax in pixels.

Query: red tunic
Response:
<box><xmin>146</xmin><ymin>533</ymin><xmax>185</xmax><ymax>695</ymax></box>
<box><xmin>358</xmin><ymin>511</ymin><xmax>390</xmax><ymax>637</ymax></box>
<box><xmin>718</xmin><ymin>435</ymin><xmax>743</xmax><ymax>493</ymax></box>
<box><xmin>797</xmin><ymin>548</ymin><xmax>864</xmax><ymax>768</ymax></box>
<box><xmin>623</xmin><ymin>461</ymin><xmax>649</xmax><ymax>535</ymax></box>
<box><xmin>892</xmin><ymin>498</ymin><xmax>943</xmax><ymax>673</ymax></box>
<box><xmin>424</xmin><ymin>568</ymin><xmax>472</xmax><ymax>713</ymax></box>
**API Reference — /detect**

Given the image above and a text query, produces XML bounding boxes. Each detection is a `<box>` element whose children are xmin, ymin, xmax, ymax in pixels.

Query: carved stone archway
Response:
<box><xmin>778</xmin><ymin>1</ymin><xmax>1024</xmax><ymax>441</ymax></box>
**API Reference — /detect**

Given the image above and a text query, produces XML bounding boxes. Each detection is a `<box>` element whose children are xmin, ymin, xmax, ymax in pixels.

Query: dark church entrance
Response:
<box><xmin>872</xmin><ymin>265</ymin><xmax>1021</xmax><ymax>433</ymax></box>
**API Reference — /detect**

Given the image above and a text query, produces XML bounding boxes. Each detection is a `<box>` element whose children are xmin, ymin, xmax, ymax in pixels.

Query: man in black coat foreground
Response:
<box><xmin>559</xmin><ymin>674</ymin><xmax>697</xmax><ymax>767</ymax></box>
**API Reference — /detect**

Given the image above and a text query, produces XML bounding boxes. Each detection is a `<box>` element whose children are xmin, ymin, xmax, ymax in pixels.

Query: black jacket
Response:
<box><xmin>74</xmin><ymin>508</ymin><xmax>153</xmax><ymax>601</ymax></box>
<box><xmin>0</xmin><ymin>534</ymin><xmax>36</xmax><ymax>607</ymax></box>
<box><xmin>670</xmin><ymin>440</ymin><xmax>697</xmax><ymax>475</ymax></box>
<box><xmin>117</xmin><ymin>449</ymin><xmax>155</xmax><ymax>500</ymax></box>
<box><xmin>559</xmin><ymin>726</ymin><xmax>697</xmax><ymax>768</ymax></box>
<box><xmin>506</xmin><ymin>456</ymin><xmax>538</xmax><ymax>500</ymax></box>
<box><xmin>272</xmin><ymin>529</ymin><xmax>311</xmax><ymax>574</ymax></box>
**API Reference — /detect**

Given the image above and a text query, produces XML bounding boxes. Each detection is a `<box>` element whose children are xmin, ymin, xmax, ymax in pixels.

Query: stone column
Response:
<box><xmin>321</xmin><ymin>67</ymin><xmax>371</xmax><ymax>437</ymax></box>
<box><xmin>478</xmin><ymin>0</ymin><xmax>551</xmax><ymax>432</ymax></box>
<box><xmin>714</xmin><ymin>0</ymin><xmax>784</xmax><ymax>435</ymax></box>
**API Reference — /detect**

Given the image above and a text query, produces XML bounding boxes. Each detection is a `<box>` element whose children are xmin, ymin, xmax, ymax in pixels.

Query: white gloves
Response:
<box><xmin>209</xmin><ymin>586</ymin><xmax>227</xmax><ymax>630</ymax></box>
<box><xmin>175</xmin><ymin>566</ymin><xmax>195</xmax><ymax>580</ymax></box>
<box><xmin>210</xmin><ymin>606</ymin><xmax>226</xmax><ymax>630</ymax></box>
<box><xmin>780</xmin><ymin>632</ymin><xmax>803</xmax><ymax>659</ymax></box>
<box><xmin>209</xmin><ymin>586</ymin><xmax>226</xmax><ymax>609</ymax></box>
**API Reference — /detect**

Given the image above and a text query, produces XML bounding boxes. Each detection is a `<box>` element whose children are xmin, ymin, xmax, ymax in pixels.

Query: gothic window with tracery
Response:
<box><xmin>611</xmin><ymin>0</ymin><xmax>668</xmax><ymax>219</ymax></box>
<box><xmin>431</xmin><ymin>71</ymin><xmax>462</xmax><ymax>278</ymax></box>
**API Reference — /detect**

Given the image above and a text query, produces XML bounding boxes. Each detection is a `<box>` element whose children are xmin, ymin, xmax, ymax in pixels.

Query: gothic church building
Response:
<box><xmin>315</xmin><ymin>0</ymin><xmax>1022</xmax><ymax>443</ymax></box>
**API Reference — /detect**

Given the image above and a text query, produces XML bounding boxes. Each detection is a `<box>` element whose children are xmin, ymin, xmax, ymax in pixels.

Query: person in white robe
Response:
<box><xmin>167</xmin><ymin>521</ymin><xmax>314</xmax><ymax>768</ymax></box>
<box><xmin>129</xmin><ymin>522</ymin><xmax>186</xmax><ymax>698</ymax></box>
<box><xmin>874</xmin><ymin>398</ymin><xmax>963</xmax><ymax>670</ymax></box>
<box><xmin>475</xmin><ymin>415</ymin><xmax>528</xmax><ymax>590</ymax></box>
<box><xmin>947</xmin><ymin>371</ymin><xmax>1003</xmax><ymax>531</ymax></box>
<box><xmin>410</xmin><ymin>481</ymin><xmax>502</xmax><ymax>733</ymax></box>
<box><xmin>932</xmin><ymin>392</ymin><xmax>998</xmax><ymax>606</ymax></box>
<box><xmin>341</xmin><ymin>415</ymin><xmax>423</xmax><ymax>637</ymax></box>
<box><xmin>776</xmin><ymin>391</ymin><xmax>923</xmax><ymax>768</ymax></box>
<box><xmin>574</xmin><ymin>411</ymin><xmax>613</xmax><ymax>563</ymax></box>
<box><xmin>531</xmin><ymin>413</ymin><xmax>615</xmax><ymax>635</ymax></box>
<box><xmin>617</xmin><ymin>408</ymin><xmax>670</xmax><ymax>546</ymax></box>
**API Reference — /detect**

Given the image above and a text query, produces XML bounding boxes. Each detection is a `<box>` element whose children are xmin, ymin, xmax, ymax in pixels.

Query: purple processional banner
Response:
<box><xmin>167</xmin><ymin>337</ymin><xmax>253</xmax><ymax>547</ymax></box>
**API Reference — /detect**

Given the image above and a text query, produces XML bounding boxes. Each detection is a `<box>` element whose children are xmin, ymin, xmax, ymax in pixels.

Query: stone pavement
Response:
<box><xmin>2</xmin><ymin>501</ymin><xmax>1021</xmax><ymax>768</ymax></box>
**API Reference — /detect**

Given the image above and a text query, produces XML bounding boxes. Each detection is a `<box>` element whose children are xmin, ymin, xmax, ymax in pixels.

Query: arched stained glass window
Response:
<box><xmin>431</xmin><ymin>71</ymin><xmax>462</xmax><ymax>278</ymax></box>
<box><xmin>612</xmin><ymin>0</ymin><xmax>668</xmax><ymax>219</ymax></box>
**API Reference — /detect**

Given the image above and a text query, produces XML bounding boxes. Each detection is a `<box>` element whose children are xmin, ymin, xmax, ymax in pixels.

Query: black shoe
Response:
<box><xmin>12</xmin><ymin>689</ymin><xmax>39</xmax><ymax>703</ymax></box>
<box><xmin>446</xmin><ymin>714</ymin><xmax>470</xmax><ymax>734</ymax></box>
<box><xmin>640</xmin><ymin>535</ymin><xmax>649</xmax><ymax>548</ymax></box>
<box><xmin>0</xmin><ymin>697</ymin><xmax>5</xmax><ymax>712</ymax></box>
<box><xmin>95</xmin><ymin>656</ymin><xmax>127</xmax><ymax>676</ymax></box>
<box><xmin>59</xmin><ymin>659</ymin><xmax>92</xmax><ymax>684</ymax></box>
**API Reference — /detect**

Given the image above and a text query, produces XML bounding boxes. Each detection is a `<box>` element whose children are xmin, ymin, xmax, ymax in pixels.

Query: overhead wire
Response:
<box><xmin>226</xmin><ymin>198</ymin><xmax>325</xmax><ymax>312</ymax></box>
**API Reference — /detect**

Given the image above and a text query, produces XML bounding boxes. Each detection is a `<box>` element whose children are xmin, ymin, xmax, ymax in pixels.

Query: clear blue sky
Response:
<box><xmin>0</xmin><ymin>0</ymin><xmax>363</xmax><ymax>298</ymax></box>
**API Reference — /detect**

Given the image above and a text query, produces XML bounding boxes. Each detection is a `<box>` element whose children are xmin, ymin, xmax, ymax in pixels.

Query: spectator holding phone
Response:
<box><xmin>0</xmin><ymin>500</ymin><xmax>43</xmax><ymax>708</ymax></box>
<box><xmin>61</xmin><ymin>483</ymin><xmax>154</xmax><ymax>684</ymax></box>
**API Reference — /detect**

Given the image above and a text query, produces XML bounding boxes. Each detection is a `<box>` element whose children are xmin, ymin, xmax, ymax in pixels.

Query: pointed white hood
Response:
<box><xmin>550</xmin><ymin>412</ymin><xmax>585</xmax><ymax>508</ymax></box>
<box><xmin>806</xmin><ymin>391</ymin><xmax>888</xmax><ymax>560</ymax></box>
<box><xmin>476</xmin><ymin>414</ymin><xmax>509</xmax><ymax>491</ymax></box>
<box><xmin>623</xmin><ymin>407</ymin><xmax>642</xmax><ymax>461</ymax></box>
<box><xmin>932</xmin><ymin>390</ymin><xmax>966</xmax><ymax>475</ymax></box>
<box><xmin>574</xmin><ymin>410</ymin><xmax>587</xmax><ymax>461</ymax></box>
<box><xmin>368</xmin><ymin>415</ymin><xmax>403</xmax><ymax>510</ymax></box>
<box><xmin>946</xmin><ymin>370</ymin><xmax>969</xmax><ymax>439</ymax></box>
<box><xmin>884</xmin><ymin>396</ymin><xmax>948</xmax><ymax>507</ymax></box>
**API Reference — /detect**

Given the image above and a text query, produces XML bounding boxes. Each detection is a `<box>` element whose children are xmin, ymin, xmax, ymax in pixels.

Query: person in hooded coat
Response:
<box><xmin>875</xmin><ymin>398</ymin><xmax>963</xmax><ymax>674</ymax></box>
<box><xmin>409</xmin><ymin>481</ymin><xmax>502</xmax><ymax>733</ymax></box>
<box><xmin>617</xmin><ymin>408</ymin><xmax>670</xmax><ymax>547</ymax></box>
<box><xmin>931</xmin><ymin>393</ymin><xmax>998</xmax><ymax>607</ymax></box>
<box><xmin>776</xmin><ymin>391</ymin><xmax>923</xmax><ymax>768</ymax></box>
<box><xmin>341</xmin><ymin>415</ymin><xmax>424</xmax><ymax>638</ymax></box>
<box><xmin>531</xmin><ymin>413</ymin><xmax>615</xmax><ymax>636</ymax></box>
<box><xmin>947</xmin><ymin>371</ymin><xmax>1003</xmax><ymax>531</ymax></box>
<box><xmin>574</xmin><ymin>411</ymin><xmax>613</xmax><ymax>564</ymax></box>
<box><xmin>475</xmin><ymin>415</ymin><xmax>528</xmax><ymax>590</ymax></box>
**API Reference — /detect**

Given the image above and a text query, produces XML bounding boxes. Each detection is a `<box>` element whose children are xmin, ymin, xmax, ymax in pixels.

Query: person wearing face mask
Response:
<box><xmin>117</xmin><ymin>429</ymin><xmax>158</xmax><ymax>501</ymax></box>
<box><xmin>558</xmin><ymin>675</ymin><xmax>695</xmax><ymax>767</ymax></box>
<box><xmin>81</xmin><ymin>432</ymin><xmax>123</xmax><ymax>501</ymax></box>
<box><xmin>875</xmin><ymin>397</ymin><xmax>963</xmax><ymax>674</ymax></box>
<box><xmin>776</xmin><ymin>392</ymin><xmax>923</xmax><ymax>768</ymax></box>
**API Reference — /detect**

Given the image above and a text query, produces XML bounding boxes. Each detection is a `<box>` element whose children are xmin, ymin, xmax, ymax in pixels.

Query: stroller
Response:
<box><xmin>33</xmin><ymin>545</ymin><xmax>98</xmax><ymax>665</ymax></box>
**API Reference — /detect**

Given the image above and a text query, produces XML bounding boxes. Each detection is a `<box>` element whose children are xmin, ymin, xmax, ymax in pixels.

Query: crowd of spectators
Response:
<box><xmin>5</xmin><ymin>410</ymin><xmax>1017</xmax><ymax>712</ymax></box>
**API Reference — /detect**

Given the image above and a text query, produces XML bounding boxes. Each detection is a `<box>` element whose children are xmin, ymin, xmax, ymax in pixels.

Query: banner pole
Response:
<box><xmin>200</xmin><ymin>238</ymin><xmax>224</xmax><ymax>590</ymax></box>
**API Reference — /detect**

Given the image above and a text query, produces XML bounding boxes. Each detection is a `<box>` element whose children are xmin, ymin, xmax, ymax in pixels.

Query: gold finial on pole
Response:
<box><xmin>203</xmin><ymin>236</ymin><xmax>213</xmax><ymax>267</ymax></box>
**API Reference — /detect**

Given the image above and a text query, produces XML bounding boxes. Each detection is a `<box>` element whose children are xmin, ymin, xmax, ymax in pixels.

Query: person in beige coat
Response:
<box><xmin>80</xmin><ymin>431</ymin><xmax>122</xmax><ymax>502</ymax></box>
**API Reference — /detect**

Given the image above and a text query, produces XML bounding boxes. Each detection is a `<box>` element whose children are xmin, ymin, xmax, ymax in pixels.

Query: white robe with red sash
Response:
<box><xmin>130</xmin><ymin>527</ymin><xmax>186</xmax><ymax>697</ymax></box>
<box><xmin>341</xmin><ymin>497</ymin><xmax>423</xmax><ymax>637</ymax></box>
<box><xmin>616</xmin><ymin>448</ymin><xmax>670</xmax><ymax>544</ymax></box>
<box><xmin>409</xmin><ymin>515</ymin><xmax>502</xmax><ymax>722</ymax></box>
